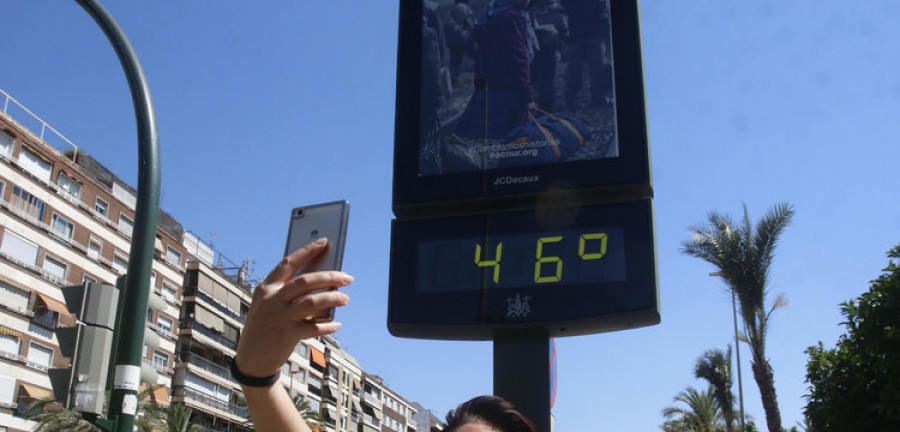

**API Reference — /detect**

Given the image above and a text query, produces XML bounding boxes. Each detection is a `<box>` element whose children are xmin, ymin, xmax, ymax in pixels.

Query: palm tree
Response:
<box><xmin>163</xmin><ymin>403</ymin><xmax>208</xmax><ymax>432</ymax></box>
<box><xmin>662</xmin><ymin>386</ymin><xmax>724</xmax><ymax>432</ymax></box>
<box><xmin>681</xmin><ymin>203</ymin><xmax>794</xmax><ymax>432</ymax></box>
<box><xmin>295</xmin><ymin>398</ymin><xmax>326</xmax><ymax>432</ymax></box>
<box><xmin>695</xmin><ymin>346</ymin><xmax>736</xmax><ymax>432</ymax></box>
<box><xmin>25</xmin><ymin>397</ymin><xmax>100</xmax><ymax>432</ymax></box>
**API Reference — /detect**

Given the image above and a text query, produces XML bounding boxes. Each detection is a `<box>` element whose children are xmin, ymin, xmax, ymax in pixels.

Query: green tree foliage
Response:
<box><xmin>804</xmin><ymin>244</ymin><xmax>900</xmax><ymax>431</ymax></box>
<box><xmin>295</xmin><ymin>398</ymin><xmax>326</xmax><ymax>432</ymax></box>
<box><xmin>161</xmin><ymin>403</ymin><xmax>208</xmax><ymax>432</ymax></box>
<box><xmin>695</xmin><ymin>346</ymin><xmax>737</xmax><ymax>432</ymax></box>
<box><xmin>682</xmin><ymin>203</ymin><xmax>794</xmax><ymax>432</ymax></box>
<box><xmin>26</xmin><ymin>397</ymin><xmax>100</xmax><ymax>432</ymax></box>
<box><xmin>662</xmin><ymin>386</ymin><xmax>725</xmax><ymax>432</ymax></box>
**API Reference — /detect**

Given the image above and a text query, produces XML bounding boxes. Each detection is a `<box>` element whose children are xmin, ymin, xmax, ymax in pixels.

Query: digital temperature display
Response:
<box><xmin>389</xmin><ymin>199</ymin><xmax>659</xmax><ymax>340</ymax></box>
<box><xmin>416</xmin><ymin>228</ymin><xmax>626</xmax><ymax>293</ymax></box>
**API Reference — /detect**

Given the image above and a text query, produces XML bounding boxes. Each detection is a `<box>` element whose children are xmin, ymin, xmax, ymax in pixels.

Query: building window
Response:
<box><xmin>88</xmin><ymin>236</ymin><xmax>102</xmax><ymax>259</ymax></box>
<box><xmin>83</xmin><ymin>274</ymin><xmax>97</xmax><ymax>285</ymax></box>
<box><xmin>150</xmin><ymin>272</ymin><xmax>157</xmax><ymax>290</ymax></box>
<box><xmin>308</xmin><ymin>374</ymin><xmax>323</xmax><ymax>395</ymax></box>
<box><xmin>118</xmin><ymin>214</ymin><xmax>134</xmax><ymax>238</ymax></box>
<box><xmin>0</xmin><ymin>131</ymin><xmax>12</xmax><ymax>159</ymax></box>
<box><xmin>50</xmin><ymin>214</ymin><xmax>74</xmax><ymax>240</ymax></box>
<box><xmin>41</xmin><ymin>255</ymin><xmax>67</xmax><ymax>282</ymax></box>
<box><xmin>113</xmin><ymin>252</ymin><xmax>128</xmax><ymax>275</ymax></box>
<box><xmin>0</xmin><ymin>334</ymin><xmax>20</xmax><ymax>357</ymax></box>
<box><xmin>0</xmin><ymin>179</ymin><xmax>5</xmax><ymax>198</ymax></box>
<box><xmin>152</xmin><ymin>351</ymin><xmax>169</xmax><ymax>369</ymax></box>
<box><xmin>157</xmin><ymin>315</ymin><xmax>173</xmax><ymax>333</ymax></box>
<box><xmin>57</xmin><ymin>173</ymin><xmax>81</xmax><ymax>202</ymax></box>
<box><xmin>308</xmin><ymin>397</ymin><xmax>320</xmax><ymax>413</ymax></box>
<box><xmin>162</xmin><ymin>281</ymin><xmax>178</xmax><ymax>302</ymax></box>
<box><xmin>296</xmin><ymin>342</ymin><xmax>309</xmax><ymax>359</ymax></box>
<box><xmin>0</xmin><ymin>374</ymin><xmax>16</xmax><ymax>409</ymax></box>
<box><xmin>27</xmin><ymin>342</ymin><xmax>52</xmax><ymax>369</ymax></box>
<box><xmin>0</xmin><ymin>279</ymin><xmax>30</xmax><ymax>313</ymax></box>
<box><xmin>33</xmin><ymin>296</ymin><xmax>60</xmax><ymax>328</ymax></box>
<box><xmin>17</xmin><ymin>147</ymin><xmax>52</xmax><ymax>184</ymax></box>
<box><xmin>0</xmin><ymin>230</ymin><xmax>39</xmax><ymax>266</ymax></box>
<box><xmin>11</xmin><ymin>185</ymin><xmax>46</xmax><ymax>222</ymax></box>
<box><xmin>94</xmin><ymin>198</ymin><xmax>109</xmax><ymax>218</ymax></box>
<box><xmin>165</xmin><ymin>246</ymin><xmax>182</xmax><ymax>267</ymax></box>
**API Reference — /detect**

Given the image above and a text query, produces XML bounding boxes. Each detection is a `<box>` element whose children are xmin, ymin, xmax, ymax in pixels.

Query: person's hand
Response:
<box><xmin>527</xmin><ymin>101</ymin><xmax>537</xmax><ymax>112</ymax></box>
<box><xmin>234</xmin><ymin>238</ymin><xmax>354</xmax><ymax>378</ymax></box>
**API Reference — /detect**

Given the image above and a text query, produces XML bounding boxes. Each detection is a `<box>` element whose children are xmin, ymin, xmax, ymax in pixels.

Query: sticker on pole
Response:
<box><xmin>113</xmin><ymin>365</ymin><xmax>140</xmax><ymax>391</ymax></box>
<box><xmin>122</xmin><ymin>394</ymin><xmax>137</xmax><ymax>415</ymax></box>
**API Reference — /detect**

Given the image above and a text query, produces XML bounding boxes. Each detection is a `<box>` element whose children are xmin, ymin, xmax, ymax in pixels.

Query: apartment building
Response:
<box><xmin>410</xmin><ymin>402</ymin><xmax>445</xmax><ymax>432</ymax></box>
<box><xmin>0</xmin><ymin>88</ymin><xmax>439</xmax><ymax>432</ymax></box>
<box><xmin>0</xmin><ymin>90</ymin><xmax>183</xmax><ymax>431</ymax></box>
<box><xmin>172</xmin><ymin>252</ymin><xmax>253</xmax><ymax>432</ymax></box>
<box><xmin>360</xmin><ymin>375</ymin><xmax>418</xmax><ymax>432</ymax></box>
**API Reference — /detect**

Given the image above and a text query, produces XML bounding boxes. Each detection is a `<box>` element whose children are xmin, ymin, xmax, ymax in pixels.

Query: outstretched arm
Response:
<box><xmin>234</xmin><ymin>238</ymin><xmax>355</xmax><ymax>431</ymax></box>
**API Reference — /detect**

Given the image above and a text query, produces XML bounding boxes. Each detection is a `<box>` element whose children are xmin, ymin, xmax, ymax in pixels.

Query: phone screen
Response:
<box><xmin>284</xmin><ymin>200</ymin><xmax>350</xmax><ymax>322</ymax></box>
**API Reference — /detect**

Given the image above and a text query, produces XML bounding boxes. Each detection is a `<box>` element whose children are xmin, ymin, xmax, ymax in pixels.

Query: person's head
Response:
<box><xmin>444</xmin><ymin>396</ymin><xmax>536</xmax><ymax>432</ymax></box>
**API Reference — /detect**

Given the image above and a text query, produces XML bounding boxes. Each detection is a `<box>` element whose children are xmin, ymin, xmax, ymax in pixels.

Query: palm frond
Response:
<box><xmin>752</xmin><ymin>203</ymin><xmax>795</xmax><ymax>272</ymax></box>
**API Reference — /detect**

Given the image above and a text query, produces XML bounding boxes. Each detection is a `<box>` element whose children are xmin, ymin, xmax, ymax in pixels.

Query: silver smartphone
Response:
<box><xmin>283</xmin><ymin>200</ymin><xmax>350</xmax><ymax>323</ymax></box>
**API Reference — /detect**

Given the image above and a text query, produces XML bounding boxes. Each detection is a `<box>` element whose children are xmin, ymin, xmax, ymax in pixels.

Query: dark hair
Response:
<box><xmin>444</xmin><ymin>395</ymin><xmax>536</xmax><ymax>432</ymax></box>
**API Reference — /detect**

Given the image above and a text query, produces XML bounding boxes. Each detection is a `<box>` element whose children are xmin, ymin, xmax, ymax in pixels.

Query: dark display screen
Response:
<box><xmin>389</xmin><ymin>199</ymin><xmax>658</xmax><ymax>340</ymax></box>
<box><xmin>419</xmin><ymin>0</ymin><xmax>618</xmax><ymax>176</ymax></box>
<box><xmin>416</xmin><ymin>227</ymin><xmax>625</xmax><ymax>293</ymax></box>
<box><xmin>393</xmin><ymin>0</ymin><xmax>651</xmax><ymax>218</ymax></box>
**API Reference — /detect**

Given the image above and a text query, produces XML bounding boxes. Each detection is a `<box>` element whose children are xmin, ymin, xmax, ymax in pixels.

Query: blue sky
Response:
<box><xmin>3</xmin><ymin>1</ymin><xmax>900</xmax><ymax>431</ymax></box>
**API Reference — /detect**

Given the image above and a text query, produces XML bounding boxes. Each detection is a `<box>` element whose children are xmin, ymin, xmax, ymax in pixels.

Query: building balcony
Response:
<box><xmin>147</xmin><ymin>321</ymin><xmax>178</xmax><ymax>341</ymax></box>
<box><xmin>187</xmin><ymin>288</ymin><xmax>245</xmax><ymax>324</ymax></box>
<box><xmin>185</xmin><ymin>354</ymin><xmax>233</xmax><ymax>383</ymax></box>
<box><xmin>363</xmin><ymin>414</ymin><xmax>381</xmax><ymax>429</ymax></box>
<box><xmin>183</xmin><ymin>322</ymin><xmax>237</xmax><ymax>352</ymax></box>
<box><xmin>407</xmin><ymin>417</ymin><xmax>418</xmax><ymax>429</ymax></box>
<box><xmin>0</xmin><ymin>348</ymin><xmax>27</xmax><ymax>363</ymax></box>
<box><xmin>363</xmin><ymin>393</ymin><xmax>381</xmax><ymax>408</ymax></box>
<box><xmin>177</xmin><ymin>386</ymin><xmax>248</xmax><ymax>419</ymax></box>
<box><xmin>144</xmin><ymin>358</ymin><xmax>173</xmax><ymax>376</ymax></box>
<box><xmin>0</xmin><ymin>301</ymin><xmax>34</xmax><ymax>318</ymax></box>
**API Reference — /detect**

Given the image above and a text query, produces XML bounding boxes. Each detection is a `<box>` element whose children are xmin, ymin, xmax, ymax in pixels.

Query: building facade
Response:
<box><xmin>0</xmin><ymin>90</ymin><xmax>182</xmax><ymax>431</ymax></box>
<box><xmin>0</xmin><ymin>88</ymin><xmax>439</xmax><ymax>432</ymax></box>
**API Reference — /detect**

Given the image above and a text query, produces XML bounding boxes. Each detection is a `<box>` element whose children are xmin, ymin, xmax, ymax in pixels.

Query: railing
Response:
<box><xmin>0</xmin><ymin>302</ymin><xmax>34</xmax><ymax>318</ymax></box>
<box><xmin>181</xmin><ymin>387</ymin><xmax>249</xmax><ymax>418</ymax></box>
<box><xmin>91</xmin><ymin>208</ymin><xmax>114</xmax><ymax>226</ymax></box>
<box><xmin>0</xmin><ymin>195</ymin><xmax>108</xmax><ymax>275</ymax></box>
<box><xmin>407</xmin><ymin>417</ymin><xmax>418</xmax><ymax>429</ymax></box>
<box><xmin>187</xmin><ymin>354</ymin><xmax>231</xmax><ymax>381</ymax></box>
<box><xmin>190</xmin><ymin>322</ymin><xmax>237</xmax><ymax>351</ymax></box>
<box><xmin>148</xmin><ymin>321</ymin><xmax>178</xmax><ymax>340</ymax></box>
<box><xmin>39</xmin><ymin>269</ymin><xmax>65</xmax><ymax>286</ymax></box>
<box><xmin>0</xmin><ymin>88</ymin><xmax>79</xmax><ymax>160</ymax></box>
<box><xmin>0</xmin><ymin>348</ymin><xmax>26</xmax><ymax>363</ymax></box>
<box><xmin>25</xmin><ymin>360</ymin><xmax>49</xmax><ymax>372</ymax></box>
<box><xmin>56</xmin><ymin>188</ymin><xmax>81</xmax><ymax>206</ymax></box>
<box><xmin>144</xmin><ymin>358</ymin><xmax>173</xmax><ymax>375</ymax></box>
<box><xmin>190</xmin><ymin>289</ymin><xmax>245</xmax><ymax>324</ymax></box>
<box><xmin>363</xmin><ymin>414</ymin><xmax>381</xmax><ymax>428</ymax></box>
<box><xmin>364</xmin><ymin>393</ymin><xmax>381</xmax><ymax>408</ymax></box>
<box><xmin>0</xmin><ymin>251</ymin><xmax>45</xmax><ymax>282</ymax></box>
